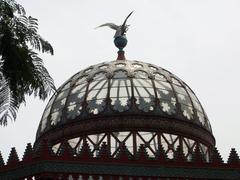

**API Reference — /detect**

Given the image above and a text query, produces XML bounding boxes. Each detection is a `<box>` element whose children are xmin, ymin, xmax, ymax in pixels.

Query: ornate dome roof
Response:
<box><xmin>36</xmin><ymin>60</ymin><xmax>212</xmax><ymax>140</ymax></box>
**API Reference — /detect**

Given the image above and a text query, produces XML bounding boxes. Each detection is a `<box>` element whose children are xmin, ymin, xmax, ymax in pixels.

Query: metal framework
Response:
<box><xmin>1</xmin><ymin>59</ymin><xmax>239</xmax><ymax>179</ymax></box>
<box><xmin>35</xmin><ymin>60</ymin><xmax>215</xmax><ymax>162</ymax></box>
<box><xmin>52</xmin><ymin>131</ymin><xmax>209</xmax><ymax>161</ymax></box>
<box><xmin>37</xmin><ymin>60</ymin><xmax>212</xmax><ymax>139</ymax></box>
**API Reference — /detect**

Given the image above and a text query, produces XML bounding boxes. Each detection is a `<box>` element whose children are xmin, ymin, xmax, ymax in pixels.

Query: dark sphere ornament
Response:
<box><xmin>114</xmin><ymin>36</ymin><xmax>128</xmax><ymax>50</ymax></box>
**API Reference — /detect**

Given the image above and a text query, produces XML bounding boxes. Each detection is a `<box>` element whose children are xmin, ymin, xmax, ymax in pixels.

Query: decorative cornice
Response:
<box><xmin>35</xmin><ymin>115</ymin><xmax>215</xmax><ymax>149</ymax></box>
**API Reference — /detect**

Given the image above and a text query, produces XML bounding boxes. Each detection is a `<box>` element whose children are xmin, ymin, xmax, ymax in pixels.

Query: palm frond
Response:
<box><xmin>0</xmin><ymin>0</ymin><xmax>55</xmax><ymax>125</ymax></box>
<box><xmin>15</xmin><ymin>15</ymin><xmax>54</xmax><ymax>55</ymax></box>
<box><xmin>29</xmin><ymin>51</ymin><xmax>56</xmax><ymax>100</ymax></box>
<box><xmin>0</xmin><ymin>72</ymin><xmax>19</xmax><ymax>125</ymax></box>
<box><xmin>3</xmin><ymin>0</ymin><xmax>25</xmax><ymax>15</ymax></box>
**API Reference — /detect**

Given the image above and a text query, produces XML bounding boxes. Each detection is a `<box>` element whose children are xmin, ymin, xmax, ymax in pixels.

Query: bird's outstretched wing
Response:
<box><xmin>122</xmin><ymin>11</ymin><xmax>134</xmax><ymax>27</ymax></box>
<box><xmin>95</xmin><ymin>23</ymin><xmax>119</xmax><ymax>30</ymax></box>
<box><xmin>121</xmin><ymin>11</ymin><xmax>134</xmax><ymax>35</ymax></box>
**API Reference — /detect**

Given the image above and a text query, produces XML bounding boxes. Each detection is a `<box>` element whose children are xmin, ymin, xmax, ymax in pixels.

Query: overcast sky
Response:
<box><xmin>1</xmin><ymin>0</ymin><xmax>240</xmax><ymax>161</ymax></box>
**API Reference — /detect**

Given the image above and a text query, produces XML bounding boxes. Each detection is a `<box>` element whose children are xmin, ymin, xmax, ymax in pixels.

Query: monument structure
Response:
<box><xmin>0</xmin><ymin>13</ymin><xmax>240</xmax><ymax>180</ymax></box>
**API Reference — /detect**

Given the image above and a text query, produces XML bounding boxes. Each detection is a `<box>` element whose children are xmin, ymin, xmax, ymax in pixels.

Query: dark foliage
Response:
<box><xmin>0</xmin><ymin>0</ymin><xmax>55</xmax><ymax>125</ymax></box>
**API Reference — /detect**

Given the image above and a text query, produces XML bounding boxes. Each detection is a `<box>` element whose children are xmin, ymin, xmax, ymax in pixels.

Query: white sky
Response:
<box><xmin>1</xmin><ymin>0</ymin><xmax>240</xmax><ymax>162</ymax></box>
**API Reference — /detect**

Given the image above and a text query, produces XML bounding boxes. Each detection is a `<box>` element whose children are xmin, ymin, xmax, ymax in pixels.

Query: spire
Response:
<box><xmin>7</xmin><ymin>147</ymin><xmax>19</xmax><ymax>165</ymax></box>
<box><xmin>191</xmin><ymin>144</ymin><xmax>205</xmax><ymax>163</ymax></box>
<box><xmin>136</xmin><ymin>144</ymin><xmax>149</xmax><ymax>160</ymax></box>
<box><xmin>97</xmin><ymin>142</ymin><xmax>110</xmax><ymax>159</ymax></box>
<box><xmin>78</xmin><ymin>139</ymin><xmax>93</xmax><ymax>159</ymax></box>
<box><xmin>227</xmin><ymin>148</ymin><xmax>240</xmax><ymax>165</ymax></box>
<box><xmin>22</xmin><ymin>143</ymin><xmax>33</xmax><ymax>162</ymax></box>
<box><xmin>58</xmin><ymin>141</ymin><xmax>75</xmax><ymax>159</ymax></box>
<box><xmin>174</xmin><ymin>145</ymin><xmax>186</xmax><ymax>162</ymax></box>
<box><xmin>34</xmin><ymin>139</ymin><xmax>54</xmax><ymax>159</ymax></box>
<box><xmin>116</xmin><ymin>143</ymin><xmax>133</xmax><ymax>160</ymax></box>
<box><xmin>210</xmin><ymin>147</ymin><xmax>224</xmax><ymax>164</ymax></box>
<box><xmin>155</xmin><ymin>144</ymin><xmax>168</xmax><ymax>161</ymax></box>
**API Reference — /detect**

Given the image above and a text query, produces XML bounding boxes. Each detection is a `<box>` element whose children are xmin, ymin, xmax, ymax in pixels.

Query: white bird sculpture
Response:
<box><xmin>96</xmin><ymin>11</ymin><xmax>133</xmax><ymax>38</ymax></box>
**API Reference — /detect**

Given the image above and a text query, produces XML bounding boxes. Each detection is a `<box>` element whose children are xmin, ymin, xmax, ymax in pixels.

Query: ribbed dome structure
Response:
<box><xmin>2</xmin><ymin>13</ymin><xmax>240</xmax><ymax>178</ymax></box>
<box><xmin>35</xmin><ymin>59</ymin><xmax>215</xmax><ymax>161</ymax></box>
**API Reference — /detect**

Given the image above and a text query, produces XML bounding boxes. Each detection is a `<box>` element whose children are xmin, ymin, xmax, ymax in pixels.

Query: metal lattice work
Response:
<box><xmin>52</xmin><ymin>131</ymin><xmax>210</xmax><ymax>162</ymax></box>
<box><xmin>37</xmin><ymin>60</ymin><xmax>211</xmax><ymax>139</ymax></box>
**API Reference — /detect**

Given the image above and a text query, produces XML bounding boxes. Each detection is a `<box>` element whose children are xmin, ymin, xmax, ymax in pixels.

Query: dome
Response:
<box><xmin>35</xmin><ymin>59</ymin><xmax>215</xmax><ymax>161</ymax></box>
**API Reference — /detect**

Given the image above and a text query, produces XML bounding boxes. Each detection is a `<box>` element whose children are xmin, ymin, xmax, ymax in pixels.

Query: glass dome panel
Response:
<box><xmin>149</xmin><ymin>65</ymin><xmax>158</xmax><ymax>71</ymax></box>
<box><xmin>87</xmin><ymin>72</ymin><xmax>108</xmax><ymax>114</ymax></box>
<box><xmin>40</xmin><ymin>93</ymin><xmax>57</xmax><ymax>132</ymax></box>
<box><xmin>49</xmin><ymin>82</ymin><xmax>71</xmax><ymax>126</ymax></box>
<box><xmin>154</xmin><ymin>80</ymin><xmax>176</xmax><ymax>115</ymax></box>
<box><xmin>84</xmin><ymin>67</ymin><xmax>93</xmax><ymax>74</ymax></box>
<box><xmin>154</xmin><ymin>73</ymin><xmax>167</xmax><ymax>82</ymax></box>
<box><xmin>75</xmin><ymin>76</ymin><xmax>88</xmax><ymax>85</ymax></box>
<box><xmin>99</xmin><ymin>64</ymin><xmax>109</xmax><ymax>70</ymax></box>
<box><xmin>65</xmin><ymin>77</ymin><xmax>88</xmax><ymax>119</ymax></box>
<box><xmin>173</xmin><ymin>84</ymin><xmax>194</xmax><ymax>120</ymax></box>
<box><xmin>115</xmin><ymin>63</ymin><xmax>126</xmax><ymax>68</ymax></box>
<box><xmin>133</xmin><ymin>71</ymin><xmax>155</xmax><ymax>112</ymax></box>
<box><xmin>132</xmin><ymin>63</ymin><xmax>143</xmax><ymax>69</ymax></box>
<box><xmin>110</xmin><ymin>71</ymin><xmax>131</xmax><ymax>112</ymax></box>
<box><xmin>171</xmin><ymin>77</ymin><xmax>182</xmax><ymax>86</ymax></box>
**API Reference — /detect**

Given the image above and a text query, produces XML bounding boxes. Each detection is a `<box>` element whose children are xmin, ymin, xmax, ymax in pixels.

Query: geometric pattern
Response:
<box><xmin>52</xmin><ymin>131</ymin><xmax>209</xmax><ymax>162</ymax></box>
<box><xmin>37</xmin><ymin>60</ymin><xmax>211</xmax><ymax>137</ymax></box>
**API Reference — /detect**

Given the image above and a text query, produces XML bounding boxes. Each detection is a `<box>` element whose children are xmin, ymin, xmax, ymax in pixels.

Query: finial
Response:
<box><xmin>96</xmin><ymin>11</ymin><xmax>133</xmax><ymax>60</ymax></box>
